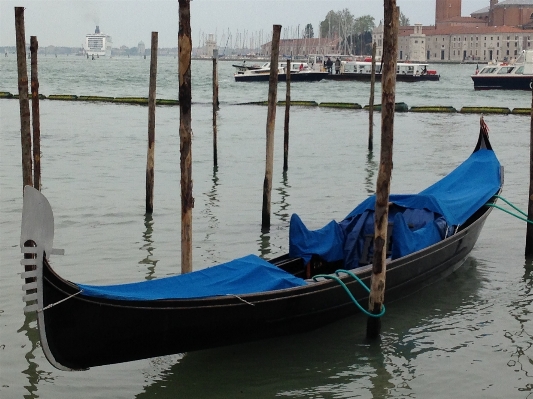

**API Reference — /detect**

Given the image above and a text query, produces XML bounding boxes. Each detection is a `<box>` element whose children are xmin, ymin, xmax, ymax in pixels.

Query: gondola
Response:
<box><xmin>20</xmin><ymin>123</ymin><xmax>502</xmax><ymax>371</ymax></box>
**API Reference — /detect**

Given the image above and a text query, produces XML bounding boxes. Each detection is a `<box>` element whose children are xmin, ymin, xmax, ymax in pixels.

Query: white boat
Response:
<box><xmin>231</xmin><ymin>61</ymin><xmax>266</xmax><ymax>73</ymax></box>
<box><xmin>471</xmin><ymin>50</ymin><xmax>533</xmax><ymax>90</ymax></box>
<box><xmin>334</xmin><ymin>60</ymin><xmax>439</xmax><ymax>81</ymax></box>
<box><xmin>306</xmin><ymin>54</ymin><xmax>439</xmax><ymax>81</ymax></box>
<box><xmin>234</xmin><ymin>61</ymin><xmax>327</xmax><ymax>82</ymax></box>
<box><xmin>84</xmin><ymin>26</ymin><xmax>112</xmax><ymax>58</ymax></box>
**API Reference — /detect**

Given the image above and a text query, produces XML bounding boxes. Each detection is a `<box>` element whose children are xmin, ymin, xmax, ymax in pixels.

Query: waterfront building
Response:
<box><xmin>483</xmin><ymin>0</ymin><xmax>533</xmax><ymax>27</ymax></box>
<box><xmin>373</xmin><ymin>0</ymin><xmax>533</xmax><ymax>62</ymax></box>
<box><xmin>407</xmin><ymin>24</ymin><xmax>427</xmax><ymax>62</ymax></box>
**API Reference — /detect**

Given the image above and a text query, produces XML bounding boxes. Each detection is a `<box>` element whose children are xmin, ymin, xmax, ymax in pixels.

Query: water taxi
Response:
<box><xmin>471</xmin><ymin>50</ymin><xmax>533</xmax><ymax>90</ymax></box>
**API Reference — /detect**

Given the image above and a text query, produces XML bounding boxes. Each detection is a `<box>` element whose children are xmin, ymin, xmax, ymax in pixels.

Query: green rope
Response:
<box><xmin>313</xmin><ymin>270</ymin><xmax>385</xmax><ymax>318</ymax></box>
<box><xmin>486</xmin><ymin>204</ymin><xmax>533</xmax><ymax>224</ymax></box>
<box><xmin>494</xmin><ymin>195</ymin><xmax>528</xmax><ymax>217</ymax></box>
<box><xmin>487</xmin><ymin>195</ymin><xmax>533</xmax><ymax>224</ymax></box>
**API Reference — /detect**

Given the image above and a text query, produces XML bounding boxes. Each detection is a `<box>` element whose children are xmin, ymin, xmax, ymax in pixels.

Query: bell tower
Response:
<box><xmin>435</xmin><ymin>0</ymin><xmax>462</xmax><ymax>24</ymax></box>
<box><xmin>489</xmin><ymin>0</ymin><xmax>498</xmax><ymax>25</ymax></box>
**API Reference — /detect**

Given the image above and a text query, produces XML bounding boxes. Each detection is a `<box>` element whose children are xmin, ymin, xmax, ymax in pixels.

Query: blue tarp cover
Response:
<box><xmin>77</xmin><ymin>254</ymin><xmax>307</xmax><ymax>301</ymax></box>
<box><xmin>289</xmin><ymin>148</ymin><xmax>501</xmax><ymax>268</ymax></box>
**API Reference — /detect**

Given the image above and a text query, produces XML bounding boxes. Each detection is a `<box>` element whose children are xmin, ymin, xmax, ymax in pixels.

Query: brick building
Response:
<box><xmin>436</xmin><ymin>0</ymin><xmax>462</xmax><ymax>24</ymax></box>
<box><xmin>374</xmin><ymin>0</ymin><xmax>533</xmax><ymax>62</ymax></box>
<box><xmin>472</xmin><ymin>0</ymin><xmax>533</xmax><ymax>27</ymax></box>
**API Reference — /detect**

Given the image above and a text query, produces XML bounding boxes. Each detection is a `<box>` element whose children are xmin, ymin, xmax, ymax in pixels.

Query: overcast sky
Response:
<box><xmin>0</xmin><ymin>1</ymin><xmax>489</xmax><ymax>48</ymax></box>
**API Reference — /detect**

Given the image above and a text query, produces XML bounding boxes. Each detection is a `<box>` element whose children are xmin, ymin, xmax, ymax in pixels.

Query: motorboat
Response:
<box><xmin>471</xmin><ymin>50</ymin><xmax>533</xmax><ymax>90</ymax></box>
<box><xmin>234</xmin><ymin>61</ymin><xmax>327</xmax><ymax>82</ymax></box>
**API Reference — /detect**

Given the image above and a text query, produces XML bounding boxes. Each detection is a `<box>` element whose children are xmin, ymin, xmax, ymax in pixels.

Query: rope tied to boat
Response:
<box><xmin>37</xmin><ymin>290</ymin><xmax>84</xmax><ymax>313</ymax></box>
<box><xmin>313</xmin><ymin>269</ymin><xmax>385</xmax><ymax>318</ymax></box>
<box><xmin>225</xmin><ymin>294</ymin><xmax>255</xmax><ymax>306</ymax></box>
<box><xmin>487</xmin><ymin>195</ymin><xmax>533</xmax><ymax>224</ymax></box>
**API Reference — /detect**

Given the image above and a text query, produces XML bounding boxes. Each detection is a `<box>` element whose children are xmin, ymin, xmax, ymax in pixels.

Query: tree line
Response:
<box><xmin>302</xmin><ymin>9</ymin><xmax>410</xmax><ymax>55</ymax></box>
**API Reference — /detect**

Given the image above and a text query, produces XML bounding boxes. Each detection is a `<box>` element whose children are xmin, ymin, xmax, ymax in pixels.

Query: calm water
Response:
<box><xmin>0</xmin><ymin>55</ymin><xmax>532</xmax><ymax>398</ymax></box>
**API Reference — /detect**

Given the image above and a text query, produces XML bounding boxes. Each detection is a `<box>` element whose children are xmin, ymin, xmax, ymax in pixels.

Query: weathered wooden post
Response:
<box><xmin>146</xmin><ymin>31</ymin><xmax>158</xmax><ymax>214</ymax></box>
<box><xmin>283</xmin><ymin>58</ymin><xmax>290</xmax><ymax>172</ymax></box>
<box><xmin>526</xmin><ymin>75</ymin><xmax>533</xmax><ymax>255</ymax></box>
<box><xmin>213</xmin><ymin>48</ymin><xmax>219</xmax><ymax>168</ymax></box>
<box><xmin>368</xmin><ymin>42</ymin><xmax>377</xmax><ymax>152</ymax></box>
<box><xmin>178</xmin><ymin>0</ymin><xmax>194</xmax><ymax>273</ymax></box>
<box><xmin>261</xmin><ymin>24</ymin><xmax>281</xmax><ymax>230</ymax></box>
<box><xmin>367</xmin><ymin>0</ymin><xmax>399</xmax><ymax>339</ymax></box>
<box><xmin>30</xmin><ymin>36</ymin><xmax>41</xmax><ymax>191</ymax></box>
<box><xmin>15</xmin><ymin>7</ymin><xmax>32</xmax><ymax>191</ymax></box>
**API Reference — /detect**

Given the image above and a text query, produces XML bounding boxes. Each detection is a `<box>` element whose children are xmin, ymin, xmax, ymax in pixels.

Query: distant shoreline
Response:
<box><xmin>0</xmin><ymin>45</ymin><xmax>265</xmax><ymax>59</ymax></box>
<box><xmin>1</xmin><ymin>45</ymin><xmax>481</xmax><ymax>64</ymax></box>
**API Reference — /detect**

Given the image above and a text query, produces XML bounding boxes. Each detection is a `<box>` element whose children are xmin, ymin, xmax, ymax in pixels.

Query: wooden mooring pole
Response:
<box><xmin>30</xmin><ymin>35</ymin><xmax>41</xmax><ymax>191</ymax></box>
<box><xmin>368</xmin><ymin>42</ymin><xmax>377</xmax><ymax>152</ymax></box>
<box><xmin>15</xmin><ymin>7</ymin><xmax>32</xmax><ymax>191</ymax></box>
<box><xmin>178</xmin><ymin>0</ymin><xmax>194</xmax><ymax>274</ymax></box>
<box><xmin>367</xmin><ymin>0</ymin><xmax>399</xmax><ymax>339</ymax></box>
<box><xmin>261</xmin><ymin>24</ymin><xmax>281</xmax><ymax>230</ymax></box>
<box><xmin>213</xmin><ymin>49</ymin><xmax>219</xmax><ymax>168</ymax></box>
<box><xmin>146</xmin><ymin>31</ymin><xmax>158</xmax><ymax>214</ymax></box>
<box><xmin>283</xmin><ymin>58</ymin><xmax>291</xmax><ymax>172</ymax></box>
<box><xmin>526</xmin><ymin>77</ymin><xmax>533</xmax><ymax>255</ymax></box>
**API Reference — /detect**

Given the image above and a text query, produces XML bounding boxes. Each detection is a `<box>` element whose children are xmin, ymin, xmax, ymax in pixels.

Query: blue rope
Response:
<box><xmin>313</xmin><ymin>270</ymin><xmax>385</xmax><ymax>318</ymax></box>
<box><xmin>487</xmin><ymin>195</ymin><xmax>533</xmax><ymax>224</ymax></box>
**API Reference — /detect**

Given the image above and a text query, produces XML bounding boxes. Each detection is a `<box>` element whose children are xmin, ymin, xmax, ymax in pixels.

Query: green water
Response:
<box><xmin>0</xmin><ymin>56</ymin><xmax>531</xmax><ymax>398</ymax></box>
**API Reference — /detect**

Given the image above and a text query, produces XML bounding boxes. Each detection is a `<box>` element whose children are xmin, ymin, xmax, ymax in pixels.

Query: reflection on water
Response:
<box><xmin>204</xmin><ymin>166</ymin><xmax>220</xmax><ymax>235</ymax></box>
<box><xmin>365</xmin><ymin>150</ymin><xmax>377</xmax><ymax>194</ymax></box>
<box><xmin>134</xmin><ymin>318</ymin><xmax>390</xmax><ymax>399</ymax></box>
<box><xmin>507</xmin><ymin>257</ymin><xmax>533</xmax><ymax>393</ymax></box>
<box><xmin>376</xmin><ymin>258</ymin><xmax>485</xmax><ymax>397</ymax></box>
<box><xmin>134</xmin><ymin>257</ymin><xmax>485</xmax><ymax>399</ymax></box>
<box><xmin>274</xmin><ymin>171</ymin><xmax>291</xmax><ymax>226</ymax></box>
<box><xmin>202</xmin><ymin>166</ymin><xmax>220</xmax><ymax>263</ymax></box>
<box><xmin>1</xmin><ymin>59</ymin><xmax>530</xmax><ymax>397</ymax></box>
<box><xmin>257</xmin><ymin>230</ymin><xmax>271</xmax><ymax>259</ymax></box>
<box><xmin>367</xmin><ymin>344</ymin><xmax>397</xmax><ymax>399</ymax></box>
<box><xmin>139</xmin><ymin>213</ymin><xmax>158</xmax><ymax>280</ymax></box>
<box><xmin>257</xmin><ymin>172</ymin><xmax>291</xmax><ymax>259</ymax></box>
<box><xmin>18</xmin><ymin>314</ymin><xmax>54</xmax><ymax>398</ymax></box>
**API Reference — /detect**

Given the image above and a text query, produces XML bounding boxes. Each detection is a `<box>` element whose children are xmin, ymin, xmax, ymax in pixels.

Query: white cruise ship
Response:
<box><xmin>84</xmin><ymin>26</ymin><xmax>112</xmax><ymax>57</ymax></box>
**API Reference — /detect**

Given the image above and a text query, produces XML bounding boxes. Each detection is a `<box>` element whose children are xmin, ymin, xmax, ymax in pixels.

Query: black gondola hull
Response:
<box><xmin>39</xmin><ymin>202</ymin><xmax>492</xmax><ymax>370</ymax></box>
<box><xmin>20</xmin><ymin>128</ymin><xmax>501</xmax><ymax>370</ymax></box>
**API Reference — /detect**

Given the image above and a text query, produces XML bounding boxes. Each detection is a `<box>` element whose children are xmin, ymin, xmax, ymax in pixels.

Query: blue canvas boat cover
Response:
<box><xmin>77</xmin><ymin>254</ymin><xmax>307</xmax><ymax>301</ymax></box>
<box><xmin>289</xmin><ymin>148</ymin><xmax>501</xmax><ymax>268</ymax></box>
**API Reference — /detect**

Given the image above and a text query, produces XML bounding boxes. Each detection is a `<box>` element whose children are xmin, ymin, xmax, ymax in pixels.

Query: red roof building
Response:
<box><xmin>373</xmin><ymin>0</ymin><xmax>533</xmax><ymax>62</ymax></box>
